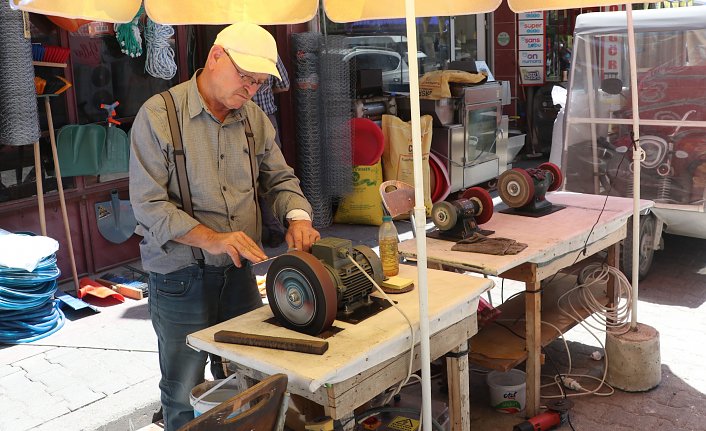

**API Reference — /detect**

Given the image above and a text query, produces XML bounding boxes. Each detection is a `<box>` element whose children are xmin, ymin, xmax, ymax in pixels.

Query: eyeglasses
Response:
<box><xmin>225</xmin><ymin>53</ymin><xmax>268</xmax><ymax>87</ymax></box>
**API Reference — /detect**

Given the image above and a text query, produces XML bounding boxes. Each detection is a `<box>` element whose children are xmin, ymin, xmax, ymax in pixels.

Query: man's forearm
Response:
<box><xmin>174</xmin><ymin>224</ymin><xmax>219</xmax><ymax>249</ymax></box>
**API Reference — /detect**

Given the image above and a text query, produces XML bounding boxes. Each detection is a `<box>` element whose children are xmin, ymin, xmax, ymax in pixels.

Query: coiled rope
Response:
<box><xmin>0</xmin><ymin>244</ymin><xmax>65</xmax><ymax>344</ymax></box>
<box><xmin>144</xmin><ymin>18</ymin><xmax>176</xmax><ymax>80</ymax></box>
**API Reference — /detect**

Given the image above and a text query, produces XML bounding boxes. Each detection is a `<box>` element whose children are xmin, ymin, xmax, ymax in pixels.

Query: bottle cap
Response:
<box><xmin>382</xmin><ymin>215</ymin><xmax>392</xmax><ymax>222</ymax></box>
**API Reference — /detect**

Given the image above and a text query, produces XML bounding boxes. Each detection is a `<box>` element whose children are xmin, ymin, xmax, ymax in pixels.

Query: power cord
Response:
<box><xmin>346</xmin><ymin>254</ymin><xmax>418</xmax><ymax>408</ymax></box>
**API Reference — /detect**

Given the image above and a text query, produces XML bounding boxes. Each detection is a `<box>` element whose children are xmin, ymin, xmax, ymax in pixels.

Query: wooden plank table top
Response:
<box><xmin>187</xmin><ymin>264</ymin><xmax>493</xmax><ymax>394</ymax></box>
<box><xmin>398</xmin><ymin>192</ymin><xmax>653</xmax><ymax>276</ymax></box>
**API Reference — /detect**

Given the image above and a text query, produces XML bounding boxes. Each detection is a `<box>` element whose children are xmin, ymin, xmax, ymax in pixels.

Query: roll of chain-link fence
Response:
<box><xmin>0</xmin><ymin>4</ymin><xmax>40</xmax><ymax>147</ymax></box>
<box><xmin>292</xmin><ymin>33</ymin><xmax>353</xmax><ymax>228</ymax></box>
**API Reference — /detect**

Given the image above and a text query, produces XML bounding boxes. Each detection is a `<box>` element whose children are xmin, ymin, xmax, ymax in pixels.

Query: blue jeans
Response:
<box><xmin>148</xmin><ymin>264</ymin><xmax>263</xmax><ymax>431</ymax></box>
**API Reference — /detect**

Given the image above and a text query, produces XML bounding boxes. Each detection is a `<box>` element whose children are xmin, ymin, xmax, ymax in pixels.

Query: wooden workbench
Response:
<box><xmin>187</xmin><ymin>264</ymin><xmax>493</xmax><ymax>430</ymax></box>
<box><xmin>398</xmin><ymin>192</ymin><xmax>653</xmax><ymax>416</ymax></box>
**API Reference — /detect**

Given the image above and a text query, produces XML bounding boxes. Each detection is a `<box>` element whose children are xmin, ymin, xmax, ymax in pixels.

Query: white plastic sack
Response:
<box><xmin>0</xmin><ymin>229</ymin><xmax>59</xmax><ymax>272</ymax></box>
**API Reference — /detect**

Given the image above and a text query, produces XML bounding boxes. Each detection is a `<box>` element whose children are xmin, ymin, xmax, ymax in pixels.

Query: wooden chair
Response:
<box><xmin>179</xmin><ymin>373</ymin><xmax>289</xmax><ymax>431</ymax></box>
<box><xmin>379</xmin><ymin>180</ymin><xmax>417</xmax><ymax>236</ymax></box>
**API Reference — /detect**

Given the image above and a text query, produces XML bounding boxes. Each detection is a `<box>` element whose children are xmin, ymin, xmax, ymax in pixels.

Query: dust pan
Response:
<box><xmin>56</xmin><ymin>124</ymin><xmax>106</xmax><ymax>176</ymax></box>
<box><xmin>95</xmin><ymin>190</ymin><xmax>137</xmax><ymax>244</ymax></box>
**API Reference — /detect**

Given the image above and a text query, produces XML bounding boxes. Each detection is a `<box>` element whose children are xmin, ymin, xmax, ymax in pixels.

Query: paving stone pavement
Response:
<box><xmin>0</xmin><ymin>224</ymin><xmax>704</xmax><ymax>431</ymax></box>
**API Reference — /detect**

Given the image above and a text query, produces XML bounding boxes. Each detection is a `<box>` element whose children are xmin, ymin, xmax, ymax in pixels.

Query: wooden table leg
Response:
<box><xmin>446</xmin><ymin>340</ymin><xmax>470</xmax><ymax>431</ymax></box>
<box><xmin>525</xmin><ymin>276</ymin><xmax>541</xmax><ymax>417</ymax></box>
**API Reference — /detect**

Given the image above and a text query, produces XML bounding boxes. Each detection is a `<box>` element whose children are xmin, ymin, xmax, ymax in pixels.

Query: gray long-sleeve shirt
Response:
<box><xmin>129</xmin><ymin>71</ymin><xmax>312</xmax><ymax>274</ymax></box>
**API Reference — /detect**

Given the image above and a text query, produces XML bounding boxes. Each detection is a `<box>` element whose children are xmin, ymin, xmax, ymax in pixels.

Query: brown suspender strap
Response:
<box><xmin>243</xmin><ymin>117</ymin><xmax>261</xmax><ymax>241</ymax></box>
<box><xmin>159</xmin><ymin>90</ymin><xmax>205</xmax><ymax>267</ymax></box>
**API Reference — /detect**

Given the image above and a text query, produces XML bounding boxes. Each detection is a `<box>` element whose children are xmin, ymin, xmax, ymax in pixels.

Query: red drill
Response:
<box><xmin>513</xmin><ymin>399</ymin><xmax>573</xmax><ymax>431</ymax></box>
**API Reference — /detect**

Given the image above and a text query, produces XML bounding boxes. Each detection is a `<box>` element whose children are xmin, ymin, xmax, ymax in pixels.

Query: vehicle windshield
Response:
<box><xmin>561</xmin><ymin>14</ymin><xmax>706</xmax><ymax>208</ymax></box>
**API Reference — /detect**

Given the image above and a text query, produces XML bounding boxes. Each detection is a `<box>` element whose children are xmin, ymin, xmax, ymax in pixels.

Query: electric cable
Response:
<box><xmin>0</xmin><ymin>250</ymin><xmax>65</xmax><ymax>344</ymax></box>
<box><xmin>346</xmin><ymin>254</ymin><xmax>418</xmax><ymax>408</ymax></box>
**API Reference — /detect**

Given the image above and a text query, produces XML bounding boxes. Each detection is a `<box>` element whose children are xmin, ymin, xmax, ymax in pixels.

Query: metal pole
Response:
<box><xmin>626</xmin><ymin>4</ymin><xmax>641</xmax><ymax>329</ymax></box>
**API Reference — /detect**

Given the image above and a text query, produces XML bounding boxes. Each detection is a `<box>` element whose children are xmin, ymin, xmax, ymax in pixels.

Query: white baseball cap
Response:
<box><xmin>214</xmin><ymin>22</ymin><xmax>280</xmax><ymax>80</ymax></box>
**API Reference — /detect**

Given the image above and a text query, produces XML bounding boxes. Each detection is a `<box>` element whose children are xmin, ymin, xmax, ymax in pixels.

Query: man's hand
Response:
<box><xmin>203</xmin><ymin>231</ymin><xmax>268</xmax><ymax>268</ymax></box>
<box><xmin>285</xmin><ymin>220</ymin><xmax>320</xmax><ymax>252</ymax></box>
<box><xmin>176</xmin><ymin>225</ymin><xmax>267</xmax><ymax>268</ymax></box>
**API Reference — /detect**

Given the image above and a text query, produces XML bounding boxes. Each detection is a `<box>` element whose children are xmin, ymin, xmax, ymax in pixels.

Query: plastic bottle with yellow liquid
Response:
<box><xmin>378</xmin><ymin>215</ymin><xmax>399</xmax><ymax>277</ymax></box>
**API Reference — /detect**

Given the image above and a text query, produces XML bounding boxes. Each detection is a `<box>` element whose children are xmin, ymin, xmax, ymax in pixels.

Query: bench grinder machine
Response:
<box><xmin>497</xmin><ymin>162</ymin><xmax>564</xmax><ymax>216</ymax></box>
<box><xmin>265</xmin><ymin>237</ymin><xmax>384</xmax><ymax>336</ymax></box>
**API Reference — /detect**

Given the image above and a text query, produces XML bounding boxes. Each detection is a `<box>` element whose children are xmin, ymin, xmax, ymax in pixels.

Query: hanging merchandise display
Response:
<box><xmin>0</xmin><ymin>3</ymin><xmax>40</xmax><ymax>147</ymax></box>
<box><xmin>144</xmin><ymin>18</ymin><xmax>176</xmax><ymax>80</ymax></box>
<box><xmin>114</xmin><ymin>5</ymin><xmax>144</xmax><ymax>58</ymax></box>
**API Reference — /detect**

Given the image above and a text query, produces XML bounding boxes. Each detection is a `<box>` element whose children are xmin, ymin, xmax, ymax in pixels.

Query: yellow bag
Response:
<box><xmin>419</xmin><ymin>70</ymin><xmax>487</xmax><ymax>100</ymax></box>
<box><xmin>381</xmin><ymin>115</ymin><xmax>433</xmax><ymax>215</ymax></box>
<box><xmin>334</xmin><ymin>162</ymin><xmax>384</xmax><ymax>226</ymax></box>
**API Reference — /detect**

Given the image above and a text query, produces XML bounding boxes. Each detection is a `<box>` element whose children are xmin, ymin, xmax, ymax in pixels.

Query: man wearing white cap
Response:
<box><xmin>129</xmin><ymin>22</ymin><xmax>319</xmax><ymax>430</ymax></box>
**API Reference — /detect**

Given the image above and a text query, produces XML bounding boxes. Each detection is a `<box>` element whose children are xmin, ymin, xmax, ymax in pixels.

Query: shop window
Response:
<box><xmin>68</xmin><ymin>26</ymin><xmax>177</xmax><ymax>125</ymax></box>
<box><xmin>1</xmin><ymin>16</ymin><xmax>182</xmax><ymax>204</ymax></box>
<box><xmin>67</xmin><ymin>23</ymin><xmax>178</xmax><ymax>184</ymax></box>
<box><xmin>0</xmin><ymin>15</ymin><xmax>73</xmax><ymax>204</ymax></box>
<box><xmin>322</xmin><ymin>15</ymin><xmax>452</xmax><ymax>88</ymax></box>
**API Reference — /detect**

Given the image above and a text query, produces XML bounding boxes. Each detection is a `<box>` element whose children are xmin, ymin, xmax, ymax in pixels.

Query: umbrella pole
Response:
<box><xmin>403</xmin><ymin>2</ymin><xmax>433</xmax><ymax>430</ymax></box>
<box><xmin>626</xmin><ymin>4</ymin><xmax>640</xmax><ymax>328</ymax></box>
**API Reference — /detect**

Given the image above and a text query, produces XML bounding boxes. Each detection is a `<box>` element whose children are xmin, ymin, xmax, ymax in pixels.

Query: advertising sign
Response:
<box><xmin>519</xmin><ymin>35</ymin><xmax>544</xmax><ymax>51</ymax></box>
<box><xmin>518</xmin><ymin>12</ymin><xmax>545</xmax><ymax>85</ymax></box>
<box><xmin>518</xmin><ymin>20</ymin><xmax>544</xmax><ymax>35</ymax></box>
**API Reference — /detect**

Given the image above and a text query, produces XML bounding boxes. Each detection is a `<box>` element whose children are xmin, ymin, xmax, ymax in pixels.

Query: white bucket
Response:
<box><xmin>487</xmin><ymin>369</ymin><xmax>526</xmax><ymax>413</ymax></box>
<box><xmin>189</xmin><ymin>378</ymin><xmax>240</xmax><ymax>417</ymax></box>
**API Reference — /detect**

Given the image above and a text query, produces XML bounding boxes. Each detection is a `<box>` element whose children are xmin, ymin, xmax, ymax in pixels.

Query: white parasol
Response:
<box><xmin>10</xmin><ymin>0</ymin><xmax>647</xmax><ymax>428</ymax></box>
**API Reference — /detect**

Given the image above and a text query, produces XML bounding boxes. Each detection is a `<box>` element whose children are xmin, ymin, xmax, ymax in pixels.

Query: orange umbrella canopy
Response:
<box><xmin>11</xmin><ymin>0</ymin><xmax>623</xmax><ymax>24</ymax></box>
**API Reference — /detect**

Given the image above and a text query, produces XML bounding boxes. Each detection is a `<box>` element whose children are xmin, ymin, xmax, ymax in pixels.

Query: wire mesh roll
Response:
<box><xmin>319</xmin><ymin>35</ymin><xmax>352</xmax><ymax>198</ymax></box>
<box><xmin>293</xmin><ymin>32</ymin><xmax>331</xmax><ymax>228</ymax></box>
<box><xmin>292</xmin><ymin>33</ymin><xmax>354</xmax><ymax>228</ymax></box>
<box><xmin>0</xmin><ymin>4</ymin><xmax>40</xmax><ymax>147</ymax></box>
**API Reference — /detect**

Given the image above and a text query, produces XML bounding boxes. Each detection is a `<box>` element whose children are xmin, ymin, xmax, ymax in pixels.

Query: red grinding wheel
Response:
<box><xmin>266</xmin><ymin>251</ymin><xmax>338</xmax><ymax>336</ymax></box>
<box><xmin>498</xmin><ymin>168</ymin><xmax>535</xmax><ymax>208</ymax></box>
<box><xmin>539</xmin><ymin>162</ymin><xmax>564</xmax><ymax>192</ymax></box>
<box><xmin>462</xmin><ymin>187</ymin><xmax>494</xmax><ymax>225</ymax></box>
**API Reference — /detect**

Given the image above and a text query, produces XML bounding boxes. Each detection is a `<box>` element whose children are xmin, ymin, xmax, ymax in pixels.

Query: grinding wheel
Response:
<box><xmin>266</xmin><ymin>251</ymin><xmax>338</xmax><ymax>335</ymax></box>
<box><xmin>498</xmin><ymin>168</ymin><xmax>535</xmax><ymax>208</ymax></box>
<box><xmin>539</xmin><ymin>162</ymin><xmax>564</xmax><ymax>192</ymax></box>
<box><xmin>431</xmin><ymin>201</ymin><xmax>458</xmax><ymax>231</ymax></box>
<box><xmin>462</xmin><ymin>187</ymin><xmax>494</xmax><ymax>225</ymax></box>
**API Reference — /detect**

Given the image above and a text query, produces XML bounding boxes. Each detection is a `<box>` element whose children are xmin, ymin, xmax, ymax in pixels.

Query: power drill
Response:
<box><xmin>513</xmin><ymin>399</ymin><xmax>573</xmax><ymax>431</ymax></box>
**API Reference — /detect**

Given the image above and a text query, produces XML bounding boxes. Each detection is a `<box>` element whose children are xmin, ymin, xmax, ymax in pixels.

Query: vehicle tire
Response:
<box><xmin>620</xmin><ymin>213</ymin><xmax>657</xmax><ymax>281</ymax></box>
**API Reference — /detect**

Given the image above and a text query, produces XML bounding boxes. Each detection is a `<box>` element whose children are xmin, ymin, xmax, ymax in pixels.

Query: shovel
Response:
<box><xmin>95</xmin><ymin>190</ymin><xmax>137</xmax><ymax>244</ymax></box>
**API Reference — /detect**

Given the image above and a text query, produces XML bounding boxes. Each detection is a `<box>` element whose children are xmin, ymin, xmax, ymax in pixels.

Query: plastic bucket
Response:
<box><xmin>189</xmin><ymin>378</ymin><xmax>240</xmax><ymax>417</ymax></box>
<box><xmin>487</xmin><ymin>369</ymin><xmax>526</xmax><ymax>413</ymax></box>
